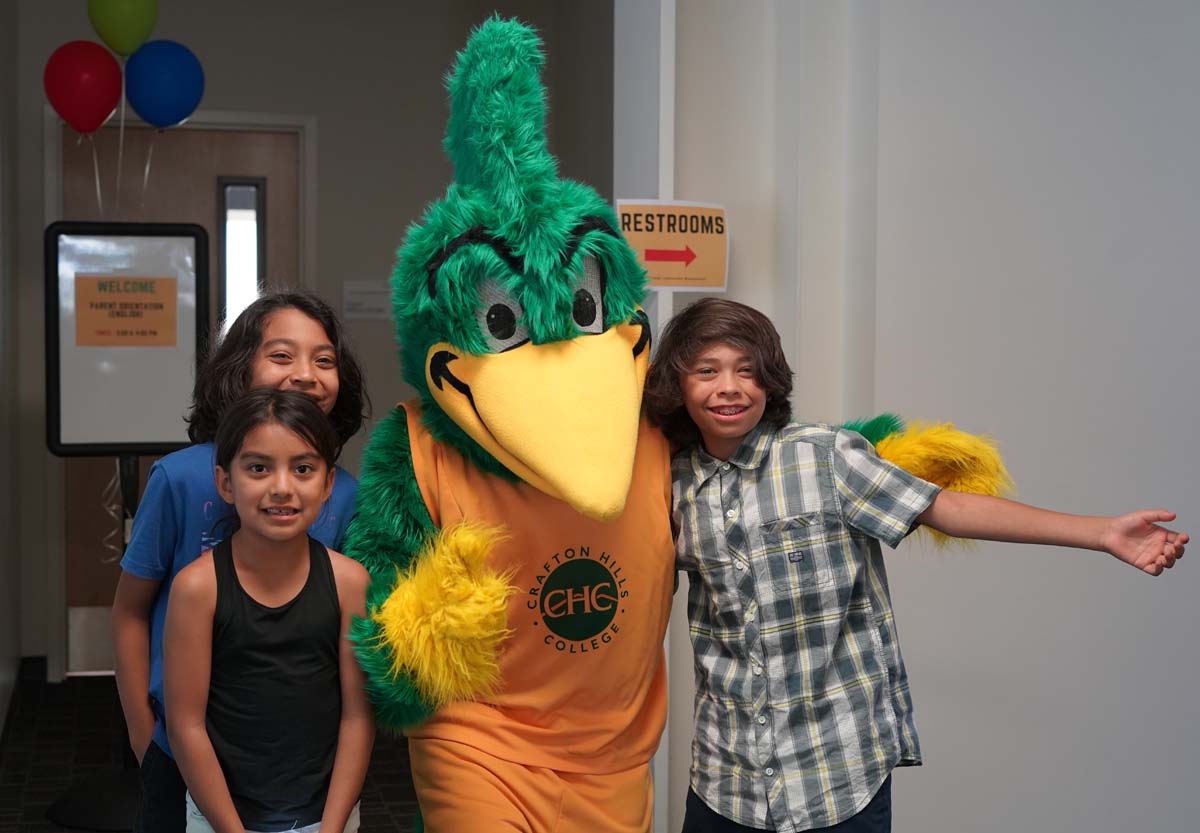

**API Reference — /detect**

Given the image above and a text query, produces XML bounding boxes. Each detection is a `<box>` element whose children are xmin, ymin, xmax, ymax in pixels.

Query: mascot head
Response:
<box><xmin>392</xmin><ymin>17</ymin><xmax>650</xmax><ymax>520</ymax></box>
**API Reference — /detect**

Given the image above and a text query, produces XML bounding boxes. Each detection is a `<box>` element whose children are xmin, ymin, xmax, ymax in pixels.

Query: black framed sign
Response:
<box><xmin>45</xmin><ymin>221</ymin><xmax>210</xmax><ymax>456</ymax></box>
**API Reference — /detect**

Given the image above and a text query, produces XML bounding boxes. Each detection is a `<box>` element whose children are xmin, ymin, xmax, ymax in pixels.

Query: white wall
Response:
<box><xmin>614</xmin><ymin>0</ymin><xmax>661</xmax><ymax>202</ymax></box>
<box><xmin>875</xmin><ymin>3</ymin><xmax>1199</xmax><ymax>831</ymax></box>
<box><xmin>670</xmin><ymin>1</ymin><xmax>1199</xmax><ymax>831</ymax></box>
<box><xmin>614</xmin><ymin>5</ymin><xmax>695</xmax><ymax>830</ymax></box>
<box><xmin>14</xmin><ymin>1</ymin><xmax>612</xmax><ymax>661</ymax></box>
<box><xmin>0</xmin><ymin>0</ymin><xmax>22</xmax><ymax>729</ymax></box>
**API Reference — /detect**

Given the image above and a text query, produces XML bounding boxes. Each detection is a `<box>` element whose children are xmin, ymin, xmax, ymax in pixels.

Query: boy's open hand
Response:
<box><xmin>1101</xmin><ymin>510</ymin><xmax>1187</xmax><ymax>575</ymax></box>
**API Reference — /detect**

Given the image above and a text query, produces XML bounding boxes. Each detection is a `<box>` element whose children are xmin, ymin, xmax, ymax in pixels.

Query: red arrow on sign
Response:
<box><xmin>645</xmin><ymin>245</ymin><xmax>696</xmax><ymax>267</ymax></box>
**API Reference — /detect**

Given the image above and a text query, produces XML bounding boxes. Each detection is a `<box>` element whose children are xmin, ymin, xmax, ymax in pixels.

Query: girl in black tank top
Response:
<box><xmin>163</xmin><ymin>390</ymin><xmax>373</xmax><ymax>833</ymax></box>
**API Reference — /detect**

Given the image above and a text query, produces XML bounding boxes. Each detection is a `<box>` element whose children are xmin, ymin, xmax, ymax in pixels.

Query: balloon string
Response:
<box><xmin>140</xmin><ymin>131</ymin><xmax>157</xmax><ymax>209</ymax></box>
<box><xmin>89</xmin><ymin>134</ymin><xmax>104</xmax><ymax>215</ymax></box>
<box><xmin>116</xmin><ymin>59</ymin><xmax>126</xmax><ymax>210</ymax></box>
<box><xmin>99</xmin><ymin>459</ymin><xmax>125</xmax><ymax>564</ymax></box>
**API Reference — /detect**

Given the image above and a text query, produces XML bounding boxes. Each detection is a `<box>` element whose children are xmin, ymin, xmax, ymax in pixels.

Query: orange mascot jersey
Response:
<box><xmin>402</xmin><ymin>400</ymin><xmax>675</xmax><ymax>775</ymax></box>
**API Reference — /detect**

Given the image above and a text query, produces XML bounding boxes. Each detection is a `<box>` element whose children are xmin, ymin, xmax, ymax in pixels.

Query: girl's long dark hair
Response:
<box><xmin>214</xmin><ymin>388</ymin><xmax>340</xmax><ymax>474</ymax></box>
<box><xmin>187</xmin><ymin>290</ymin><xmax>369</xmax><ymax>447</ymax></box>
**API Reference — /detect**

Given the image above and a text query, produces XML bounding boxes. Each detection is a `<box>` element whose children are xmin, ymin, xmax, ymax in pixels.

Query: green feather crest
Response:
<box><xmin>444</xmin><ymin>16</ymin><xmax>557</xmax><ymax>229</ymax></box>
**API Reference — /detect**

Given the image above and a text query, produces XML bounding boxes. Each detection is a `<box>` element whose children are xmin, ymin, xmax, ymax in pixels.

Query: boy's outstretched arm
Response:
<box><xmin>917</xmin><ymin>492</ymin><xmax>1187</xmax><ymax>575</ymax></box>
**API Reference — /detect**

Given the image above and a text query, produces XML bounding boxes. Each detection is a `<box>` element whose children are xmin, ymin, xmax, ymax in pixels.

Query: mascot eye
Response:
<box><xmin>573</xmin><ymin>290</ymin><xmax>596</xmax><ymax>328</ymax></box>
<box><xmin>572</xmin><ymin>256</ymin><xmax>605</xmax><ymax>335</ymax></box>
<box><xmin>487</xmin><ymin>304</ymin><xmax>517</xmax><ymax>339</ymax></box>
<box><xmin>476</xmin><ymin>278</ymin><xmax>529</xmax><ymax>352</ymax></box>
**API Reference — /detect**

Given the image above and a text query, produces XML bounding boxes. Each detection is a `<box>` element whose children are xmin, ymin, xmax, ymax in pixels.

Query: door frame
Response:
<box><xmin>41</xmin><ymin>106</ymin><xmax>319</xmax><ymax>681</ymax></box>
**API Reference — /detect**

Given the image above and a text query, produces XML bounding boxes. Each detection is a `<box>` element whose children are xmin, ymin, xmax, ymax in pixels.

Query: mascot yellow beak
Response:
<box><xmin>426</xmin><ymin>316</ymin><xmax>649</xmax><ymax>521</ymax></box>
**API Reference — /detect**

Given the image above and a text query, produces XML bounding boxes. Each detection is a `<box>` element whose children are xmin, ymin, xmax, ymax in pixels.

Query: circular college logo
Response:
<box><xmin>527</xmin><ymin>546</ymin><xmax>629</xmax><ymax>654</ymax></box>
<box><xmin>539</xmin><ymin>558</ymin><xmax>619</xmax><ymax>641</ymax></box>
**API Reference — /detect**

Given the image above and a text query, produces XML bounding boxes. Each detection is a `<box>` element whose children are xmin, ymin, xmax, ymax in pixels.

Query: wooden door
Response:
<box><xmin>60</xmin><ymin>123</ymin><xmax>300</xmax><ymax>672</ymax></box>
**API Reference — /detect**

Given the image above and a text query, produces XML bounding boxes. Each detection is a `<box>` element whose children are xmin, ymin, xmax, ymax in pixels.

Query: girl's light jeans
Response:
<box><xmin>184</xmin><ymin>792</ymin><xmax>361</xmax><ymax>833</ymax></box>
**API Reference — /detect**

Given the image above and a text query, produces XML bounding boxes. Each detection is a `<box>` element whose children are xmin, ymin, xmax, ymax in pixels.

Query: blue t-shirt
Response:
<box><xmin>119</xmin><ymin>442</ymin><xmax>358</xmax><ymax>758</ymax></box>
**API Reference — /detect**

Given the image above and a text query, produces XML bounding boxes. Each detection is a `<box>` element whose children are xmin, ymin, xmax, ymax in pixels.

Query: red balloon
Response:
<box><xmin>43</xmin><ymin>41</ymin><xmax>122</xmax><ymax>134</ymax></box>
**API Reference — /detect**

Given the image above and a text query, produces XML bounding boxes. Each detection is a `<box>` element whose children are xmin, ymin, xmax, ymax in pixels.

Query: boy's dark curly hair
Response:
<box><xmin>186</xmin><ymin>289</ymin><xmax>369</xmax><ymax>449</ymax></box>
<box><xmin>644</xmin><ymin>298</ymin><xmax>793</xmax><ymax>450</ymax></box>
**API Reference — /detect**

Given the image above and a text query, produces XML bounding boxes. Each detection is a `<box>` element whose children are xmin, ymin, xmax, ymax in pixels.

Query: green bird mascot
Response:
<box><xmin>344</xmin><ymin>17</ymin><xmax>673</xmax><ymax>833</ymax></box>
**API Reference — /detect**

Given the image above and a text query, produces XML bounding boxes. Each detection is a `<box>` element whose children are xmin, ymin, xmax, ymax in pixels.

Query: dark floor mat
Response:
<box><xmin>0</xmin><ymin>658</ymin><xmax>418</xmax><ymax>832</ymax></box>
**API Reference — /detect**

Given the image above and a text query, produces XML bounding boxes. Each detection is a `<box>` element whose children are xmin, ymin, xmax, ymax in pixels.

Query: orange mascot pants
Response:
<box><xmin>410</xmin><ymin>737</ymin><xmax>653</xmax><ymax>833</ymax></box>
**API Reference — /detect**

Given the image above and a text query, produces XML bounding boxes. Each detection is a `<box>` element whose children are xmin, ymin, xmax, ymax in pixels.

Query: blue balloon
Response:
<box><xmin>125</xmin><ymin>40</ymin><xmax>204</xmax><ymax>128</ymax></box>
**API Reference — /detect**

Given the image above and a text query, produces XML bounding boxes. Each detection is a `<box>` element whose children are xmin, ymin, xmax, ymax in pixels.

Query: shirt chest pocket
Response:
<box><xmin>759</xmin><ymin>513</ymin><xmax>838</xmax><ymax>591</ymax></box>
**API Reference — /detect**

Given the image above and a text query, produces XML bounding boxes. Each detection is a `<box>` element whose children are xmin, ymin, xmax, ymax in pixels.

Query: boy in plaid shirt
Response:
<box><xmin>645</xmin><ymin>298</ymin><xmax>1185</xmax><ymax>833</ymax></box>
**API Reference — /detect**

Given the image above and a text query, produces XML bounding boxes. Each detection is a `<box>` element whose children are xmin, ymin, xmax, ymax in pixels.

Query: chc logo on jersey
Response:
<box><xmin>526</xmin><ymin>545</ymin><xmax>629</xmax><ymax>654</ymax></box>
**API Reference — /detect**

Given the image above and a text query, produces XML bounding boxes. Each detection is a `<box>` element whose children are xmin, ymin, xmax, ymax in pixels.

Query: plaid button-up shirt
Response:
<box><xmin>673</xmin><ymin>422</ymin><xmax>940</xmax><ymax>831</ymax></box>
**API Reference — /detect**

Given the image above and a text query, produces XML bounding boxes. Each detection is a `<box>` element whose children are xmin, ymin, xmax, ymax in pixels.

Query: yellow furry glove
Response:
<box><xmin>876</xmin><ymin>423</ymin><xmax>1014</xmax><ymax>546</ymax></box>
<box><xmin>372</xmin><ymin>522</ymin><xmax>516</xmax><ymax>709</ymax></box>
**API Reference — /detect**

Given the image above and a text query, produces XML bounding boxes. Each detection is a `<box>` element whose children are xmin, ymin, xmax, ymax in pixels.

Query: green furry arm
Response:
<box><xmin>839</xmin><ymin>413</ymin><xmax>905</xmax><ymax>446</ymax></box>
<box><xmin>343</xmin><ymin>407</ymin><xmax>438</xmax><ymax>730</ymax></box>
<box><xmin>839</xmin><ymin>412</ymin><xmax>1013</xmax><ymax>542</ymax></box>
<box><xmin>343</xmin><ymin>407</ymin><xmax>434</xmax><ymax>579</ymax></box>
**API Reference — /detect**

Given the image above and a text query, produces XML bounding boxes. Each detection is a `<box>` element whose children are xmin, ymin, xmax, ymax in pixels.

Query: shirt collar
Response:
<box><xmin>687</xmin><ymin>421</ymin><xmax>778</xmax><ymax>483</ymax></box>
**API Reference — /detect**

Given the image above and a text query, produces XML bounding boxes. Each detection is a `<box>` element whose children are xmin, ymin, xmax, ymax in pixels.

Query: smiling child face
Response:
<box><xmin>679</xmin><ymin>341</ymin><xmax>767</xmax><ymax>460</ymax></box>
<box><xmin>215</xmin><ymin>420</ymin><xmax>333</xmax><ymax>544</ymax></box>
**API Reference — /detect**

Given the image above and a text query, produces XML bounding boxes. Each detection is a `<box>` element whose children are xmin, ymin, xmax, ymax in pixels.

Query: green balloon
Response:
<box><xmin>87</xmin><ymin>0</ymin><xmax>157</xmax><ymax>57</ymax></box>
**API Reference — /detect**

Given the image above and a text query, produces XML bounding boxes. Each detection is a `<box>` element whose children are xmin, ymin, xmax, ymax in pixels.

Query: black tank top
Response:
<box><xmin>206</xmin><ymin>536</ymin><xmax>341</xmax><ymax>831</ymax></box>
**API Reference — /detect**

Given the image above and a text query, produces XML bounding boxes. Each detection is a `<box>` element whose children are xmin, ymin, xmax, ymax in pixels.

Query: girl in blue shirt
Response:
<box><xmin>112</xmin><ymin>290</ymin><xmax>370</xmax><ymax>833</ymax></box>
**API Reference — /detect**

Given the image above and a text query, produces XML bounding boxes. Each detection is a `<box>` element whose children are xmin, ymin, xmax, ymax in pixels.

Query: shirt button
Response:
<box><xmin>753</xmin><ymin>666</ymin><xmax>763</xmax><ymax>676</ymax></box>
<box><xmin>757</xmin><ymin>715</ymin><xmax>767</xmax><ymax>725</ymax></box>
<box><xmin>725</xmin><ymin>509</ymin><xmax>736</xmax><ymax>519</ymax></box>
<box><xmin>734</xmin><ymin>561</ymin><xmax>745</xmax><ymax>571</ymax></box>
<box><xmin>721</xmin><ymin>463</ymin><xmax>730</xmax><ymax>471</ymax></box>
<box><xmin>746</xmin><ymin>611</ymin><xmax>756</xmax><ymax>622</ymax></box>
<box><xmin>765</xmin><ymin>767</ymin><xmax>775</xmax><ymax>776</ymax></box>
